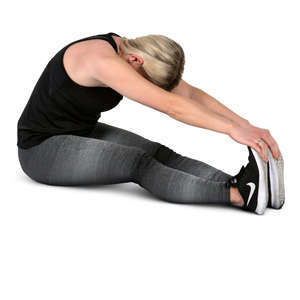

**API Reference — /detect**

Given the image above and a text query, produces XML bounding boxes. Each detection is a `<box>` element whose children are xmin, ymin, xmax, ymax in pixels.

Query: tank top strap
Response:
<box><xmin>106</xmin><ymin>32</ymin><xmax>121</xmax><ymax>53</ymax></box>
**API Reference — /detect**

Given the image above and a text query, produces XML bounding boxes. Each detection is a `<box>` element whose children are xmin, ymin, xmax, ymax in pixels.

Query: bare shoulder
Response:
<box><xmin>65</xmin><ymin>38</ymin><xmax>117</xmax><ymax>58</ymax></box>
<box><xmin>82</xmin><ymin>38</ymin><xmax>119</xmax><ymax>56</ymax></box>
<box><xmin>86</xmin><ymin>52</ymin><xmax>194</xmax><ymax>117</ymax></box>
<box><xmin>63</xmin><ymin>38</ymin><xmax>118</xmax><ymax>87</ymax></box>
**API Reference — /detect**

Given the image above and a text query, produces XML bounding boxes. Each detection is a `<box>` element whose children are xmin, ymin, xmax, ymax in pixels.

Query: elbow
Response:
<box><xmin>166</xmin><ymin>95</ymin><xmax>184</xmax><ymax>119</ymax></box>
<box><xmin>166</xmin><ymin>101</ymin><xmax>178</xmax><ymax>119</ymax></box>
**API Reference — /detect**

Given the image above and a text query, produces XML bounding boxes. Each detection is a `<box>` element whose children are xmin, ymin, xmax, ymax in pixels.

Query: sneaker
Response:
<box><xmin>225</xmin><ymin>146</ymin><xmax>269</xmax><ymax>215</ymax></box>
<box><xmin>267</xmin><ymin>148</ymin><xmax>285</xmax><ymax>209</ymax></box>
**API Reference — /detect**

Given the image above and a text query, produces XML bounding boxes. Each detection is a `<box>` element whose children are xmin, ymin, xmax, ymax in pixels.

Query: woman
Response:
<box><xmin>17</xmin><ymin>32</ymin><xmax>284</xmax><ymax>215</ymax></box>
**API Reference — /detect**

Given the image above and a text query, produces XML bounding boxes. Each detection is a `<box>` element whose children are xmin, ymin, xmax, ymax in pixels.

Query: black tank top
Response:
<box><xmin>17</xmin><ymin>32</ymin><xmax>123</xmax><ymax>149</ymax></box>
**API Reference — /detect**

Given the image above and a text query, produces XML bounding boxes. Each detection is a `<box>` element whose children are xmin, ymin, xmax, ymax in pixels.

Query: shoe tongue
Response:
<box><xmin>235</xmin><ymin>165</ymin><xmax>247</xmax><ymax>184</ymax></box>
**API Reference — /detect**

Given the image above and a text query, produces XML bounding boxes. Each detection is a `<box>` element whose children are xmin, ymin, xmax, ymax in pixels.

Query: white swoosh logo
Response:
<box><xmin>246</xmin><ymin>182</ymin><xmax>256</xmax><ymax>206</ymax></box>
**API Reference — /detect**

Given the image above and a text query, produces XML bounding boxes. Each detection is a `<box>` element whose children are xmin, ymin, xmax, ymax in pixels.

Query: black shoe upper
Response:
<box><xmin>225</xmin><ymin>146</ymin><xmax>260</xmax><ymax>212</ymax></box>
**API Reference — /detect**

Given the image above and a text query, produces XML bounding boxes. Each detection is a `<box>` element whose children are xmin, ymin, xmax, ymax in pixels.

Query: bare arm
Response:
<box><xmin>189</xmin><ymin>85</ymin><xmax>250</xmax><ymax>127</ymax></box>
<box><xmin>86</xmin><ymin>49</ymin><xmax>280</xmax><ymax>161</ymax></box>
<box><xmin>87</xmin><ymin>54</ymin><xmax>235</xmax><ymax>135</ymax></box>
<box><xmin>183</xmin><ymin>82</ymin><xmax>280</xmax><ymax>160</ymax></box>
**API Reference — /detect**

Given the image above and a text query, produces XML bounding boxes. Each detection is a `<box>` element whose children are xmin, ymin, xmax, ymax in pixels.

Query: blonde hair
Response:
<box><xmin>119</xmin><ymin>34</ymin><xmax>185</xmax><ymax>91</ymax></box>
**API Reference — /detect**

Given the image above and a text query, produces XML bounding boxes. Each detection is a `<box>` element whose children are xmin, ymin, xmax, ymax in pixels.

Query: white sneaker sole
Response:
<box><xmin>267</xmin><ymin>149</ymin><xmax>285</xmax><ymax>209</ymax></box>
<box><xmin>251</xmin><ymin>148</ymin><xmax>269</xmax><ymax>215</ymax></box>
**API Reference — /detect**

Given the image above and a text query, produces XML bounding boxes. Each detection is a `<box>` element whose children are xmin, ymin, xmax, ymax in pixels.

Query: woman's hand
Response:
<box><xmin>228</xmin><ymin>121</ymin><xmax>281</xmax><ymax>162</ymax></box>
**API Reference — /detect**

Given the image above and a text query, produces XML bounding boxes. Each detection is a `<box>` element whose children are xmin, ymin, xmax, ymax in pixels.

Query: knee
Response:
<box><xmin>152</xmin><ymin>143</ymin><xmax>178</xmax><ymax>164</ymax></box>
<box><xmin>131</xmin><ymin>150</ymin><xmax>154</xmax><ymax>184</ymax></box>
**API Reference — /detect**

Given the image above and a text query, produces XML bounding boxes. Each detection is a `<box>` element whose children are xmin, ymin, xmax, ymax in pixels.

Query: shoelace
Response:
<box><xmin>225</xmin><ymin>165</ymin><xmax>246</xmax><ymax>188</ymax></box>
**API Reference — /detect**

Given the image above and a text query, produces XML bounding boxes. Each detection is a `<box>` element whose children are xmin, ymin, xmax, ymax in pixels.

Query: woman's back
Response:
<box><xmin>17</xmin><ymin>32</ymin><xmax>123</xmax><ymax>150</ymax></box>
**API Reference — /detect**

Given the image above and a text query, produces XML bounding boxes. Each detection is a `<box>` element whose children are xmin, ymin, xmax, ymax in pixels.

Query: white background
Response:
<box><xmin>1</xmin><ymin>0</ymin><xmax>299</xmax><ymax>299</ymax></box>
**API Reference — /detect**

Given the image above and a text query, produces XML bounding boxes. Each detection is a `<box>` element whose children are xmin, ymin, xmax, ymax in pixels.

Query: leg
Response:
<box><xmin>86</xmin><ymin>122</ymin><xmax>161</xmax><ymax>156</ymax></box>
<box><xmin>18</xmin><ymin>134</ymin><xmax>143</xmax><ymax>186</ymax></box>
<box><xmin>132</xmin><ymin>151</ymin><xmax>231</xmax><ymax>205</ymax></box>
<box><xmin>17</xmin><ymin>133</ymin><xmax>230</xmax><ymax>205</ymax></box>
<box><xmin>87</xmin><ymin>122</ymin><xmax>240</xmax><ymax>205</ymax></box>
<box><xmin>87</xmin><ymin>122</ymin><xmax>232</xmax><ymax>183</ymax></box>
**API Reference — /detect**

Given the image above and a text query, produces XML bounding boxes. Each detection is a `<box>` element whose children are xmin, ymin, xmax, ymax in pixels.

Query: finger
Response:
<box><xmin>261</xmin><ymin>130</ymin><xmax>280</xmax><ymax>159</ymax></box>
<box><xmin>255</xmin><ymin>141</ymin><xmax>268</xmax><ymax>163</ymax></box>
<box><xmin>277</xmin><ymin>145</ymin><xmax>282</xmax><ymax>158</ymax></box>
<box><xmin>250</xmin><ymin>142</ymin><xmax>267</xmax><ymax>163</ymax></box>
<box><xmin>269</xmin><ymin>133</ymin><xmax>281</xmax><ymax>159</ymax></box>
<box><xmin>258</xmin><ymin>140</ymin><xmax>269</xmax><ymax>163</ymax></box>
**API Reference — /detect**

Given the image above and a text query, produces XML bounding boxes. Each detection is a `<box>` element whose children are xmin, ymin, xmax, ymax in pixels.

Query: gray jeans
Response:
<box><xmin>18</xmin><ymin>122</ymin><xmax>232</xmax><ymax>205</ymax></box>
